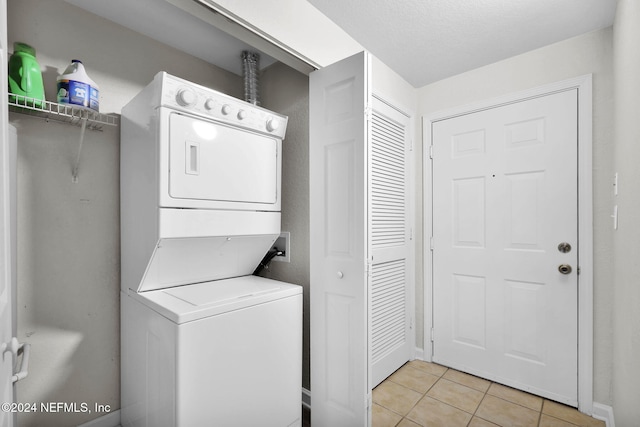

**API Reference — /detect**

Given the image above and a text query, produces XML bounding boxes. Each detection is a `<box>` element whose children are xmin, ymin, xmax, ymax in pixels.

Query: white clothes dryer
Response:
<box><xmin>120</xmin><ymin>72</ymin><xmax>301</xmax><ymax>427</ymax></box>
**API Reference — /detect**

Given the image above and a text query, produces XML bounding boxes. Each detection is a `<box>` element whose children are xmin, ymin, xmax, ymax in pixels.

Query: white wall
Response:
<box><xmin>611</xmin><ymin>0</ymin><xmax>640</xmax><ymax>423</ymax></box>
<box><xmin>416</xmin><ymin>28</ymin><xmax>614</xmax><ymax>406</ymax></box>
<box><xmin>8</xmin><ymin>1</ymin><xmax>242</xmax><ymax>426</ymax></box>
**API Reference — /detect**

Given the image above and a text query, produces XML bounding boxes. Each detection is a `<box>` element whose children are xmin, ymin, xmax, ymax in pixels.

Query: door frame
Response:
<box><xmin>422</xmin><ymin>75</ymin><xmax>593</xmax><ymax>414</ymax></box>
<box><xmin>1</xmin><ymin>0</ymin><xmax>15</xmax><ymax>424</ymax></box>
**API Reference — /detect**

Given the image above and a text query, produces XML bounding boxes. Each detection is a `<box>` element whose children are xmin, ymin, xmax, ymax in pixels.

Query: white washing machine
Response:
<box><xmin>120</xmin><ymin>72</ymin><xmax>301</xmax><ymax>427</ymax></box>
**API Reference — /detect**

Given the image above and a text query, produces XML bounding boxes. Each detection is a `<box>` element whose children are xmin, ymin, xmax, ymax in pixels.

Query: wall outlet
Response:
<box><xmin>271</xmin><ymin>231</ymin><xmax>290</xmax><ymax>263</ymax></box>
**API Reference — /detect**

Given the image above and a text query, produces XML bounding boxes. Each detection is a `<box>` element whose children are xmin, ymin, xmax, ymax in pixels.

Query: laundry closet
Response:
<box><xmin>5</xmin><ymin>1</ymin><xmax>312</xmax><ymax>426</ymax></box>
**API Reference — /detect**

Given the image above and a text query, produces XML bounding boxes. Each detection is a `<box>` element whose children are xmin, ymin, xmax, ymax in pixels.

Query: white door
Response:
<box><xmin>0</xmin><ymin>135</ymin><xmax>14</xmax><ymax>427</ymax></box>
<box><xmin>310</xmin><ymin>51</ymin><xmax>371</xmax><ymax>427</ymax></box>
<box><xmin>369</xmin><ymin>96</ymin><xmax>413</xmax><ymax>387</ymax></box>
<box><xmin>431</xmin><ymin>89</ymin><xmax>579</xmax><ymax>405</ymax></box>
<box><xmin>1</xmin><ymin>127</ymin><xmax>17</xmax><ymax>427</ymax></box>
<box><xmin>1</xmin><ymin>1</ymin><xmax>15</xmax><ymax>425</ymax></box>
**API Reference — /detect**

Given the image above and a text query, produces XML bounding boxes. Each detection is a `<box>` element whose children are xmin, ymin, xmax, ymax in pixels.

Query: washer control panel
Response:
<box><xmin>159</xmin><ymin>73</ymin><xmax>287</xmax><ymax>139</ymax></box>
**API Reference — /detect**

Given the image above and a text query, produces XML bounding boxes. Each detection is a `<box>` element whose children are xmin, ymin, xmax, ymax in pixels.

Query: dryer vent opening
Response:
<box><xmin>242</xmin><ymin>51</ymin><xmax>260</xmax><ymax>106</ymax></box>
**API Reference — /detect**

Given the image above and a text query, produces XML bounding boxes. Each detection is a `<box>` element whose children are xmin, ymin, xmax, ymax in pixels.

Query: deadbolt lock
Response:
<box><xmin>558</xmin><ymin>242</ymin><xmax>572</xmax><ymax>253</ymax></box>
<box><xmin>558</xmin><ymin>264</ymin><xmax>572</xmax><ymax>275</ymax></box>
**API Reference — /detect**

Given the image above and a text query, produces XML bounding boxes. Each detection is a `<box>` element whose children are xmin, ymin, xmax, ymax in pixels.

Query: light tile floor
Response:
<box><xmin>373</xmin><ymin>361</ymin><xmax>606</xmax><ymax>427</ymax></box>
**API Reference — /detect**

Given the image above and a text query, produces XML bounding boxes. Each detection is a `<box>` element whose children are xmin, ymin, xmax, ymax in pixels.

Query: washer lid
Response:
<box><xmin>166</xmin><ymin>277</ymin><xmax>284</xmax><ymax>305</ymax></box>
<box><xmin>130</xmin><ymin>275</ymin><xmax>301</xmax><ymax>324</ymax></box>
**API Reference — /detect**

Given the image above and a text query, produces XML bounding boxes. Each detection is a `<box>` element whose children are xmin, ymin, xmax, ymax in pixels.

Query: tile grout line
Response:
<box><xmin>466</xmin><ymin>387</ymin><xmax>490</xmax><ymax>427</ymax></box>
<box><xmin>385</xmin><ymin>366</ymin><xmax>486</xmax><ymax>427</ymax></box>
<box><xmin>411</xmin><ymin>367</ymin><xmax>449</xmax><ymax>426</ymax></box>
<box><xmin>385</xmin><ymin>366</ymin><xmax>455</xmax><ymax>426</ymax></box>
<box><xmin>397</xmin><ymin>367</ymin><xmax>491</xmax><ymax>427</ymax></box>
<box><xmin>389</xmin><ymin>367</ymin><xmax>450</xmax><ymax>426</ymax></box>
<box><xmin>400</xmin><ymin>370</ymin><xmax>532</xmax><ymax>427</ymax></box>
<box><xmin>427</xmin><ymin>368</ymin><xmax>491</xmax><ymax>425</ymax></box>
<box><xmin>467</xmin><ymin>380</ymin><xmax>548</xmax><ymax>427</ymax></box>
<box><xmin>536</xmin><ymin>407</ymin><xmax>542</xmax><ymax>427</ymax></box>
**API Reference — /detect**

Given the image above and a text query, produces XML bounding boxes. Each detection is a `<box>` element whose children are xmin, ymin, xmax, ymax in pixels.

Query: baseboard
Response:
<box><xmin>302</xmin><ymin>387</ymin><xmax>311</xmax><ymax>411</ymax></box>
<box><xmin>76</xmin><ymin>409</ymin><xmax>121</xmax><ymax>427</ymax></box>
<box><xmin>592</xmin><ymin>402</ymin><xmax>615</xmax><ymax>427</ymax></box>
<box><xmin>414</xmin><ymin>347</ymin><xmax>425</xmax><ymax>361</ymax></box>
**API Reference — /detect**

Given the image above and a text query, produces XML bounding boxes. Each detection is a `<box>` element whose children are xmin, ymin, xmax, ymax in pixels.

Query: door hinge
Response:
<box><xmin>430</xmin><ymin>236</ymin><xmax>434</xmax><ymax>251</ymax></box>
<box><xmin>429</xmin><ymin>145</ymin><xmax>434</xmax><ymax>159</ymax></box>
<box><xmin>364</xmin><ymin>105</ymin><xmax>373</xmax><ymax>121</ymax></box>
<box><xmin>365</xmin><ymin>259</ymin><xmax>373</xmax><ymax>278</ymax></box>
<box><xmin>410</xmin><ymin>227</ymin><xmax>414</xmax><ymax>241</ymax></box>
<box><xmin>430</xmin><ymin>327</ymin><xmax>434</xmax><ymax>342</ymax></box>
<box><xmin>409</xmin><ymin>138</ymin><xmax>413</xmax><ymax>152</ymax></box>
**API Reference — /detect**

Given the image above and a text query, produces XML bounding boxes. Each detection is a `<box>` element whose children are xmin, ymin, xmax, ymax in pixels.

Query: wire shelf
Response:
<box><xmin>8</xmin><ymin>94</ymin><xmax>119</xmax><ymax>130</ymax></box>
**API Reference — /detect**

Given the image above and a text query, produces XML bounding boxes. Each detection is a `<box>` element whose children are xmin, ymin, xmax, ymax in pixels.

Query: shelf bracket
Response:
<box><xmin>72</xmin><ymin>115</ymin><xmax>88</xmax><ymax>183</ymax></box>
<box><xmin>8</xmin><ymin>93</ymin><xmax>119</xmax><ymax>183</ymax></box>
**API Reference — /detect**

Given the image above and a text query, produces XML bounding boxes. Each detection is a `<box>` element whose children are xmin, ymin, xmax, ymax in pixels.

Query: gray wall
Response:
<box><xmin>611</xmin><ymin>0</ymin><xmax>640</xmax><ymax>423</ymax></box>
<box><xmin>416</xmin><ymin>28</ymin><xmax>615</xmax><ymax>406</ymax></box>
<box><xmin>259</xmin><ymin>62</ymin><xmax>311</xmax><ymax>389</ymax></box>
<box><xmin>8</xmin><ymin>1</ymin><xmax>242</xmax><ymax>425</ymax></box>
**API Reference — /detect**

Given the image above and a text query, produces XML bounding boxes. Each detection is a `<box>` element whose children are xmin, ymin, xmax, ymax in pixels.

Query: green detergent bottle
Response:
<box><xmin>8</xmin><ymin>42</ymin><xmax>45</xmax><ymax>108</ymax></box>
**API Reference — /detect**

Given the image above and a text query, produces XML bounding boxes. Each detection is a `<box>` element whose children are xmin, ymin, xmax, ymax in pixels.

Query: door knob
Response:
<box><xmin>558</xmin><ymin>264</ymin><xmax>572</xmax><ymax>275</ymax></box>
<box><xmin>557</xmin><ymin>242</ymin><xmax>572</xmax><ymax>253</ymax></box>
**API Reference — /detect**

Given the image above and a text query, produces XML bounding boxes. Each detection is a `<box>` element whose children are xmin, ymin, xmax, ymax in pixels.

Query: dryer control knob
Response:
<box><xmin>204</xmin><ymin>98</ymin><xmax>215</xmax><ymax>111</ymax></box>
<box><xmin>266</xmin><ymin>118</ymin><xmax>280</xmax><ymax>132</ymax></box>
<box><xmin>176</xmin><ymin>89</ymin><xmax>196</xmax><ymax>107</ymax></box>
<box><xmin>237</xmin><ymin>109</ymin><xmax>247</xmax><ymax>120</ymax></box>
<box><xmin>221</xmin><ymin>104</ymin><xmax>232</xmax><ymax>115</ymax></box>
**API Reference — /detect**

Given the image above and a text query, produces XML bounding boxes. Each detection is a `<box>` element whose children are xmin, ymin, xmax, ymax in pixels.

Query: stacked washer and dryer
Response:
<box><xmin>120</xmin><ymin>72</ymin><xmax>302</xmax><ymax>427</ymax></box>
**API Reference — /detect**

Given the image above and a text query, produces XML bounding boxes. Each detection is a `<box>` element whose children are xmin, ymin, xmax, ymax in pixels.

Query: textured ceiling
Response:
<box><xmin>308</xmin><ymin>0</ymin><xmax>617</xmax><ymax>87</ymax></box>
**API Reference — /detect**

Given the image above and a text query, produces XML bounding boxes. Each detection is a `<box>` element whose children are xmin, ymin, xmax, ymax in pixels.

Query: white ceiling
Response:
<box><xmin>64</xmin><ymin>0</ymin><xmax>277</xmax><ymax>76</ymax></box>
<box><xmin>307</xmin><ymin>0</ymin><xmax>617</xmax><ymax>87</ymax></box>
<box><xmin>66</xmin><ymin>0</ymin><xmax>617</xmax><ymax>88</ymax></box>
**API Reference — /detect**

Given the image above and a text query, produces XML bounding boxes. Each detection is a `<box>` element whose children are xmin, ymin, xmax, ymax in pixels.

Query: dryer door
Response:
<box><xmin>168</xmin><ymin>112</ymin><xmax>279</xmax><ymax>206</ymax></box>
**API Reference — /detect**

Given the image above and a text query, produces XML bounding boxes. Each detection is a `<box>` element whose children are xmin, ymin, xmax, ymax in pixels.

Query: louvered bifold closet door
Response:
<box><xmin>370</xmin><ymin>95</ymin><xmax>413</xmax><ymax>387</ymax></box>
